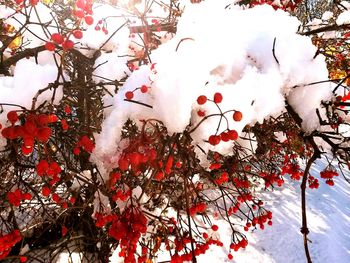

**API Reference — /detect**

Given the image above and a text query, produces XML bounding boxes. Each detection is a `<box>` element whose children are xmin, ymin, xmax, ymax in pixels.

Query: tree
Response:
<box><xmin>0</xmin><ymin>0</ymin><xmax>349</xmax><ymax>262</ymax></box>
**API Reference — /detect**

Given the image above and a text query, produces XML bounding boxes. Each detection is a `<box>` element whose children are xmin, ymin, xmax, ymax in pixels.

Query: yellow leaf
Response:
<box><xmin>4</xmin><ymin>24</ymin><xmax>16</xmax><ymax>34</ymax></box>
<box><xmin>41</xmin><ymin>0</ymin><xmax>54</xmax><ymax>4</ymax></box>
<box><xmin>325</xmin><ymin>46</ymin><xmax>337</xmax><ymax>56</ymax></box>
<box><xmin>8</xmin><ymin>35</ymin><xmax>22</xmax><ymax>50</ymax></box>
<box><xmin>330</xmin><ymin>70</ymin><xmax>347</xmax><ymax>80</ymax></box>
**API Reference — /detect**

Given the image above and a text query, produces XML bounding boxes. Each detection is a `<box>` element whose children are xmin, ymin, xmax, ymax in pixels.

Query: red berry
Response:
<box><xmin>20</xmin><ymin>256</ymin><xmax>27</xmax><ymax>263</ymax></box>
<box><xmin>118</xmin><ymin>158</ymin><xmax>129</xmax><ymax>171</ymax></box>
<box><xmin>140</xmin><ymin>85</ymin><xmax>148</xmax><ymax>93</ymax></box>
<box><xmin>42</xmin><ymin>186</ymin><xmax>51</xmax><ymax>197</ymax></box>
<box><xmin>7</xmin><ymin>111</ymin><xmax>18</xmax><ymax>124</ymax></box>
<box><xmin>85</xmin><ymin>16</ymin><xmax>94</xmax><ymax>25</ymax></box>
<box><xmin>73</xmin><ymin>9</ymin><xmax>85</xmax><ymax>19</ymax></box>
<box><xmin>64</xmin><ymin>105</ymin><xmax>71</xmax><ymax>114</ymax></box>
<box><xmin>48</xmin><ymin>114</ymin><xmax>58</xmax><ymax>123</ymax></box>
<box><xmin>197</xmin><ymin>95</ymin><xmax>207</xmax><ymax>105</ymax></box>
<box><xmin>45</xmin><ymin>42</ymin><xmax>56</xmax><ymax>51</ymax></box>
<box><xmin>37</xmin><ymin>127</ymin><xmax>52</xmax><ymax>142</ymax></box>
<box><xmin>52</xmin><ymin>193</ymin><xmax>60</xmax><ymax>203</ymax></box>
<box><xmin>233</xmin><ymin>111</ymin><xmax>243</xmax><ymax>121</ymax></box>
<box><xmin>211</xmin><ymin>225</ymin><xmax>219</xmax><ymax>231</ymax></box>
<box><xmin>61</xmin><ymin>226</ymin><xmax>68</xmax><ymax>236</ymax></box>
<box><xmin>213</xmin><ymin>92</ymin><xmax>223</xmax><ymax>103</ymax></box>
<box><xmin>76</xmin><ymin>0</ymin><xmax>85</xmax><ymax>9</ymax></box>
<box><xmin>220</xmin><ymin>132</ymin><xmax>230</xmax><ymax>142</ymax></box>
<box><xmin>227</xmin><ymin>130</ymin><xmax>238</xmax><ymax>140</ymax></box>
<box><xmin>29</xmin><ymin>0</ymin><xmax>38</xmax><ymax>6</ymax></box>
<box><xmin>73</xmin><ymin>147</ymin><xmax>80</xmax><ymax>155</ymax></box>
<box><xmin>22</xmin><ymin>192</ymin><xmax>32</xmax><ymax>200</ymax></box>
<box><xmin>197</xmin><ymin>110</ymin><xmax>205</xmax><ymax>117</ymax></box>
<box><xmin>69</xmin><ymin>196</ymin><xmax>76</xmax><ymax>204</ymax></box>
<box><xmin>51</xmin><ymin>33</ymin><xmax>64</xmax><ymax>44</ymax></box>
<box><xmin>208</xmin><ymin>135</ymin><xmax>220</xmax><ymax>146</ymax></box>
<box><xmin>73</xmin><ymin>30</ymin><xmax>83</xmax><ymax>39</ymax></box>
<box><xmin>228</xmin><ymin>253</ymin><xmax>233</xmax><ymax>260</ymax></box>
<box><xmin>62</xmin><ymin>39</ymin><xmax>74</xmax><ymax>50</ymax></box>
<box><xmin>155</xmin><ymin>171</ymin><xmax>165</xmax><ymax>181</ymax></box>
<box><xmin>125</xmin><ymin>91</ymin><xmax>134</xmax><ymax>100</ymax></box>
<box><xmin>36</xmin><ymin>159</ymin><xmax>49</xmax><ymax>176</ymax></box>
<box><xmin>21</xmin><ymin>144</ymin><xmax>33</xmax><ymax>156</ymax></box>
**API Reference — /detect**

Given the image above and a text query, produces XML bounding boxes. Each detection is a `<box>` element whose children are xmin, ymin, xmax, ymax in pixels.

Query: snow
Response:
<box><xmin>322</xmin><ymin>11</ymin><xmax>333</xmax><ymax>21</ymax></box>
<box><xmin>336</xmin><ymin>10</ymin><xmax>350</xmax><ymax>25</ymax></box>
<box><xmin>0</xmin><ymin>59</ymin><xmax>61</xmax><ymax>121</ymax></box>
<box><xmin>147</xmin><ymin>158</ymin><xmax>350</xmax><ymax>263</ymax></box>
<box><xmin>227</xmin><ymin>159</ymin><xmax>350</xmax><ymax>263</ymax></box>
<box><xmin>92</xmin><ymin>0</ymin><xmax>332</xmax><ymax>177</ymax></box>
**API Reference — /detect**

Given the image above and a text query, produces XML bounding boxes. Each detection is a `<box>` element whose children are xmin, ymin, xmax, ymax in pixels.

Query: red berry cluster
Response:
<box><xmin>189</xmin><ymin>202</ymin><xmax>207</xmax><ymax>216</ymax></box>
<box><xmin>214</xmin><ymin>171</ymin><xmax>229</xmax><ymax>185</ymax></box>
<box><xmin>118</xmin><ymin>147</ymin><xmax>157</xmax><ymax>173</ymax></box>
<box><xmin>36</xmin><ymin>159</ymin><xmax>62</xmax><ymax>185</ymax></box>
<box><xmin>308</xmin><ymin>175</ymin><xmax>320</xmax><ymax>189</ymax></box>
<box><xmin>229</xmin><ymin>238</ymin><xmax>248</xmax><ymax>252</ymax></box>
<box><xmin>94</xmin><ymin>212</ymin><xmax>117</xmax><ymax>228</ymax></box>
<box><xmin>125</xmin><ymin>85</ymin><xmax>150</xmax><ymax>100</ymax></box>
<box><xmin>250</xmin><ymin>0</ymin><xmax>302</xmax><ymax>11</ymax></box>
<box><xmin>15</xmin><ymin>0</ymin><xmax>38</xmax><ymax>7</ymax></box>
<box><xmin>73</xmin><ymin>0</ymin><xmax>94</xmax><ymax>25</ymax></box>
<box><xmin>250</xmin><ymin>211</ymin><xmax>273</xmax><ymax>230</ymax></box>
<box><xmin>7</xmin><ymin>189</ymin><xmax>32</xmax><ymax>207</ymax></box>
<box><xmin>0</xmin><ymin>230</ymin><xmax>22</xmax><ymax>260</ymax></box>
<box><xmin>1</xmin><ymin>112</ymin><xmax>57</xmax><ymax>155</ymax></box>
<box><xmin>170</xmin><ymin>238</ymin><xmax>223</xmax><ymax>263</ymax></box>
<box><xmin>108</xmin><ymin>207</ymin><xmax>147</xmax><ymax>263</ymax></box>
<box><xmin>232</xmin><ymin>177</ymin><xmax>250</xmax><ymax>188</ymax></box>
<box><xmin>281</xmin><ymin>163</ymin><xmax>303</xmax><ymax>180</ymax></box>
<box><xmin>237</xmin><ymin>193</ymin><xmax>253</xmax><ymax>203</ymax></box>
<box><xmin>45</xmin><ymin>33</ymin><xmax>75</xmax><ymax>51</ymax></box>
<box><xmin>208</xmin><ymin>130</ymin><xmax>239</xmax><ymax>146</ymax></box>
<box><xmin>259</xmin><ymin>172</ymin><xmax>284</xmax><ymax>188</ymax></box>
<box><xmin>197</xmin><ymin>93</ymin><xmax>224</xmax><ymax>104</ymax></box>
<box><xmin>227</xmin><ymin>203</ymin><xmax>241</xmax><ymax>216</ymax></box>
<box><xmin>95</xmin><ymin>20</ymin><xmax>109</xmax><ymax>34</ymax></box>
<box><xmin>73</xmin><ymin>135</ymin><xmax>95</xmax><ymax>155</ymax></box>
<box><xmin>320</xmin><ymin>169</ymin><xmax>338</xmax><ymax>186</ymax></box>
<box><xmin>108</xmin><ymin>172</ymin><xmax>121</xmax><ymax>189</ymax></box>
<box><xmin>112</xmin><ymin>188</ymin><xmax>131</xmax><ymax>202</ymax></box>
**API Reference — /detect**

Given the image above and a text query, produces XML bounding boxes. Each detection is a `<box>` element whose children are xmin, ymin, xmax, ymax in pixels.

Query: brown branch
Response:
<box><xmin>300</xmin><ymin>23</ymin><xmax>350</xmax><ymax>36</ymax></box>
<box><xmin>272</xmin><ymin>37</ymin><xmax>279</xmax><ymax>65</ymax></box>
<box><xmin>129</xmin><ymin>23</ymin><xmax>177</xmax><ymax>34</ymax></box>
<box><xmin>300</xmin><ymin>151</ymin><xmax>317</xmax><ymax>263</ymax></box>
<box><xmin>300</xmin><ymin>137</ymin><xmax>321</xmax><ymax>263</ymax></box>
<box><xmin>1</xmin><ymin>45</ymin><xmax>46</xmax><ymax>72</ymax></box>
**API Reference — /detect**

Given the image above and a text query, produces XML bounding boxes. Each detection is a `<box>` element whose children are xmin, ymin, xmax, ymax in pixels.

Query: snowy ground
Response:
<box><xmin>189</xmin><ymin>158</ymin><xmax>350</xmax><ymax>263</ymax></box>
<box><xmin>58</xmin><ymin>159</ymin><xmax>350</xmax><ymax>263</ymax></box>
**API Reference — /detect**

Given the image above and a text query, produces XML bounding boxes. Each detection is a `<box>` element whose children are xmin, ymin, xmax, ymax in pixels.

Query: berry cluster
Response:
<box><xmin>7</xmin><ymin>189</ymin><xmax>32</xmax><ymax>207</ymax></box>
<box><xmin>189</xmin><ymin>202</ymin><xmax>207</xmax><ymax>216</ymax></box>
<box><xmin>125</xmin><ymin>85</ymin><xmax>150</xmax><ymax>100</ymax></box>
<box><xmin>1</xmin><ymin>112</ymin><xmax>57</xmax><ymax>155</ymax></box>
<box><xmin>108</xmin><ymin>207</ymin><xmax>148</xmax><ymax>263</ymax></box>
<box><xmin>320</xmin><ymin>169</ymin><xmax>339</xmax><ymax>186</ymax></box>
<box><xmin>73</xmin><ymin>135</ymin><xmax>95</xmax><ymax>155</ymax></box>
<box><xmin>0</xmin><ymin>230</ymin><xmax>22</xmax><ymax>260</ymax></box>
